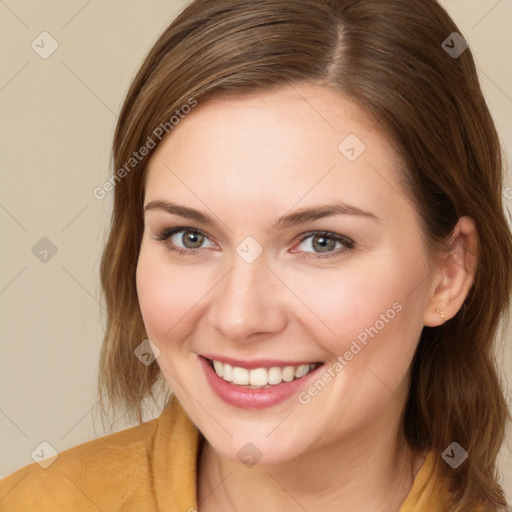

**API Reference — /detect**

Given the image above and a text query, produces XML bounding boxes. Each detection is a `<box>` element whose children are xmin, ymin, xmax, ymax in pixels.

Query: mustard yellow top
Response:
<box><xmin>0</xmin><ymin>396</ymin><xmax>453</xmax><ymax>511</ymax></box>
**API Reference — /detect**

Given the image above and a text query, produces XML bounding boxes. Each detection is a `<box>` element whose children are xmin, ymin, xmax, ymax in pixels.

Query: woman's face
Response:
<box><xmin>136</xmin><ymin>85</ymin><xmax>436</xmax><ymax>464</ymax></box>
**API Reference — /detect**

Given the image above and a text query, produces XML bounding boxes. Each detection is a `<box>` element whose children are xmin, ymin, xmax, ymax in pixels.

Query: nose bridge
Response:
<box><xmin>207</xmin><ymin>249</ymin><xmax>286</xmax><ymax>342</ymax></box>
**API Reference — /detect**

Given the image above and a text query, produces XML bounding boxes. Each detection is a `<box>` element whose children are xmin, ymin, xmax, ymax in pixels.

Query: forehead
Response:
<box><xmin>144</xmin><ymin>85</ymin><xmax>409</xmax><ymax>218</ymax></box>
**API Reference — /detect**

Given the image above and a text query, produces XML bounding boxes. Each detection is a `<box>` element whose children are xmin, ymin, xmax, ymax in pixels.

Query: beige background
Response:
<box><xmin>1</xmin><ymin>0</ymin><xmax>511</xmax><ymax>501</ymax></box>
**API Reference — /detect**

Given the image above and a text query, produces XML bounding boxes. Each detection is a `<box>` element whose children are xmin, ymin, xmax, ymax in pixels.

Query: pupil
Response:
<box><xmin>184</xmin><ymin>231</ymin><xmax>203</xmax><ymax>248</ymax></box>
<box><xmin>314</xmin><ymin>235</ymin><xmax>334</xmax><ymax>253</ymax></box>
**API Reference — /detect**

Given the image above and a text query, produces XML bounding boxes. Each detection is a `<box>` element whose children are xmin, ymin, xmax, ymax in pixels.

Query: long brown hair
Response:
<box><xmin>96</xmin><ymin>1</ymin><xmax>512</xmax><ymax>509</ymax></box>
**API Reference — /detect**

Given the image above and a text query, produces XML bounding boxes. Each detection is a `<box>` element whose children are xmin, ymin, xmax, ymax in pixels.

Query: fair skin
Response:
<box><xmin>136</xmin><ymin>84</ymin><xmax>477</xmax><ymax>512</ymax></box>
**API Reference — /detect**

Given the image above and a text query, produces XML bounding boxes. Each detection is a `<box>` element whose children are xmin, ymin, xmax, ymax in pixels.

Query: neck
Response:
<box><xmin>197</xmin><ymin>405</ymin><xmax>424</xmax><ymax>512</ymax></box>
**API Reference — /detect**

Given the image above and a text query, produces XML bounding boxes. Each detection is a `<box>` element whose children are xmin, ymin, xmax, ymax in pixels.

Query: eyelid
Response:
<box><xmin>154</xmin><ymin>226</ymin><xmax>208</xmax><ymax>241</ymax></box>
<box><xmin>153</xmin><ymin>226</ymin><xmax>217</xmax><ymax>256</ymax></box>
<box><xmin>153</xmin><ymin>226</ymin><xmax>355</xmax><ymax>259</ymax></box>
<box><xmin>291</xmin><ymin>231</ymin><xmax>355</xmax><ymax>259</ymax></box>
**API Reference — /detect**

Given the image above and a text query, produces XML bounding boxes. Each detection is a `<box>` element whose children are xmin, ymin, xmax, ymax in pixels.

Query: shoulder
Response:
<box><xmin>0</xmin><ymin>413</ymin><xmax>161</xmax><ymax>511</ymax></box>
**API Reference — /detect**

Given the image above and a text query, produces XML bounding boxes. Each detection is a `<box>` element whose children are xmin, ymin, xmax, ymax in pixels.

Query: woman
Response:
<box><xmin>1</xmin><ymin>0</ymin><xmax>510</xmax><ymax>511</ymax></box>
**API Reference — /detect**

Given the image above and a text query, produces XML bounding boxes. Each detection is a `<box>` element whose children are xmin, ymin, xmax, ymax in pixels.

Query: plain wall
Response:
<box><xmin>1</xmin><ymin>0</ymin><xmax>511</xmax><ymax>501</ymax></box>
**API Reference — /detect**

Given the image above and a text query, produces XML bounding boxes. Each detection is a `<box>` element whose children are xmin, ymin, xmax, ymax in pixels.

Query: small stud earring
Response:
<box><xmin>436</xmin><ymin>309</ymin><xmax>446</xmax><ymax>319</ymax></box>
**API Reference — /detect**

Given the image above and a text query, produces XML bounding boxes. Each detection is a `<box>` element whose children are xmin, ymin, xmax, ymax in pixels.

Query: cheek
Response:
<box><xmin>135</xmin><ymin>247</ymin><xmax>206</xmax><ymax>341</ymax></box>
<box><xmin>290</xmin><ymin>250</ymin><xmax>427</xmax><ymax>360</ymax></box>
<box><xmin>289</xmin><ymin>263</ymin><xmax>425</xmax><ymax>436</ymax></box>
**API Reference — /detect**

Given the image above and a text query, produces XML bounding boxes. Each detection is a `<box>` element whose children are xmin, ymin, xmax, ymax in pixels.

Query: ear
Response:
<box><xmin>423</xmin><ymin>216</ymin><xmax>478</xmax><ymax>327</ymax></box>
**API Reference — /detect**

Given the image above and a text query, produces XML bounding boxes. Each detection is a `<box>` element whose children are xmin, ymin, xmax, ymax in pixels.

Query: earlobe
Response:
<box><xmin>423</xmin><ymin>216</ymin><xmax>478</xmax><ymax>327</ymax></box>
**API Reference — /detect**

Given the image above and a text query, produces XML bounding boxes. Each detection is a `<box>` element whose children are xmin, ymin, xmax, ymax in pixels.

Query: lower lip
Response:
<box><xmin>199</xmin><ymin>356</ymin><xmax>324</xmax><ymax>410</ymax></box>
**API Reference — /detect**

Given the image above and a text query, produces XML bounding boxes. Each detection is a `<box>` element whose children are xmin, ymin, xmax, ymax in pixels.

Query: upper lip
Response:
<box><xmin>201</xmin><ymin>354</ymin><xmax>322</xmax><ymax>370</ymax></box>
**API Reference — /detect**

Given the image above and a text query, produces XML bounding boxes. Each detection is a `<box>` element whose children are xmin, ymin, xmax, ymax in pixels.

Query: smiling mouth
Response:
<box><xmin>204</xmin><ymin>357</ymin><xmax>324</xmax><ymax>388</ymax></box>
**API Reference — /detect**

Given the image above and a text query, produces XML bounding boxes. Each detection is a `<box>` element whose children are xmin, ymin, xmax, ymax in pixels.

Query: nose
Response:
<box><xmin>206</xmin><ymin>251</ymin><xmax>288</xmax><ymax>344</ymax></box>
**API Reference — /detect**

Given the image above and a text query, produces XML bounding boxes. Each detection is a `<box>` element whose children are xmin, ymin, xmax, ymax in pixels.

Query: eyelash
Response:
<box><xmin>152</xmin><ymin>226</ymin><xmax>355</xmax><ymax>260</ymax></box>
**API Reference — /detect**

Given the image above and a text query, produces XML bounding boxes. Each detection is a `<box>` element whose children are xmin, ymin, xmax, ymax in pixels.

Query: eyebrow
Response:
<box><xmin>143</xmin><ymin>200</ymin><xmax>380</xmax><ymax>230</ymax></box>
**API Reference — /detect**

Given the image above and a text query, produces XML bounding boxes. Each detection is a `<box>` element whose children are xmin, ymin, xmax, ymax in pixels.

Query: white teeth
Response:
<box><xmin>249</xmin><ymin>368</ymin><xmax>268</xmax><ymax>386</ymax></box>
<box><xmin>210</xmin><ymin>360</ymin><xmax>317</xmax><ymax>386</ymax></box>
<box><xmin>223</xmin><ymin>363</ymin><xmax>233</xmax><ymax>382</ymax></box>
<box><xmin>282</xmin><ymin>366</ymin><xmax>295</xmax><ymax>382</ymax></box>
<box><xmin>232</xmin><ymin>367</ymin><xmax>249</xmax><ymax>385</ymax></box>
<box><xmin>295</xmin><ymin>364</ymin><xmax>310</xmax><ymax>378</ymax></box>
<box><xmin>268</xmin><ymin>367</ymin><xmax>282</xmax><ymax>385</ymax></box>
<box><xmin>213</xmin><ymin>360</ymin><xmax>223</xmax><ymax>377</ymax></box>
